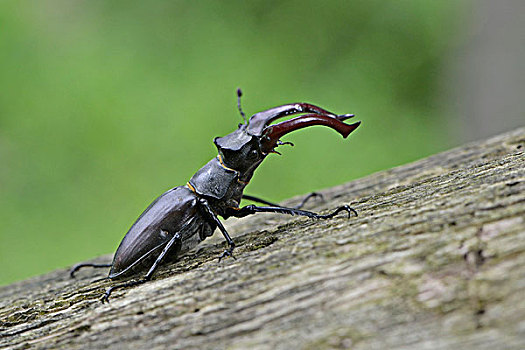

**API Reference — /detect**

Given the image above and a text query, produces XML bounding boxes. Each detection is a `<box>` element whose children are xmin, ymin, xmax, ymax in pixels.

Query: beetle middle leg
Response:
<box><xmin>198</xmin><ymin>198</ymin><xmax>236</xmax><ymax>261</ymax></box>
<box><xmin>242</xmin><ymin>192</ymin><xmax>324</xmax><ymax>210</ymax></box>
<box><xmin>101</xmin><ymin>231</ymin><xmax>182</xmax><ymax>303</ymax></box>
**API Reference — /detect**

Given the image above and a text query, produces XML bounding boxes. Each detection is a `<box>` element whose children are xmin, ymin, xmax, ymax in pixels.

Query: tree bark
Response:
<box><xmin>1</xmin><ymin>128</ymin><xmax>524</xmax><ymax>350</ymax></box>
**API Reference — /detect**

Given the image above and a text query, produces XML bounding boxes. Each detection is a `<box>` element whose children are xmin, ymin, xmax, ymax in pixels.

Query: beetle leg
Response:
<box><xmin>100</xmin><ymin>231</ymin><xmax>182</xmax><ymax>303</ymax></box>
<box><xmin>242</xmin><ymin>194</ymin><xmax>279</xmax><ymax>207</ymax></box>
<box><xmin>227</xmin><ymin>204</ymin><xmax>357</xmax><ymax>219</ymax></box>
<box><xmin>143</xmin><ymin>230</ymin><xmax>182</xmax><ymax>278</ymax></box>
<box><xmin>242</xmin><ymin>192</ymin><xmax>323</xmax><ymax>209</ymax></box>
<box><xmin>70</xmin><ymin>262</ymin><xmax>112</xmax><ymax>278</ymax></box>
<box><xmin>198</xmin><ymin>198</ymin><xmax>236</xmax><ymax>261</ymax></box>
<box><xmin>101</xmin><ymin>279</ymin><xmax>145</xmax><ymax>304</ymax></box>
<box><xmin>294</xmin><ymin>192</ymin><xmax>324</xmax><ymax>209</ymax></box>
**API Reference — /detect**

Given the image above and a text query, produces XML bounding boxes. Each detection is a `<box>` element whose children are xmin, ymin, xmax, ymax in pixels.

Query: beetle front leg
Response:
<box><xmin>198</xmin><ymin>198</ymin><xmax>236</xmax><ymax>261</ymax></box>
<box><xmin>228</xmin><ymin>204</ymin><xmax>357</xmax><ymax>220</ymax></box>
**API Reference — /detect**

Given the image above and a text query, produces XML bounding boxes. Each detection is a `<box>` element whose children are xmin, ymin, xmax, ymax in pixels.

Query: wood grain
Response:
<box><xmin>1</xmin><ymin>128</ymin><xmax>524</xmax><ymax>350</ymax></box>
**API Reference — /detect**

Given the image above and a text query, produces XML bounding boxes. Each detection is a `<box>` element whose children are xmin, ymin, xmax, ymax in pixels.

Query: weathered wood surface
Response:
<box><xmin>1</xmin><ymin>128</ymin><xmax>524</xmax><ymax>350</ymax></box>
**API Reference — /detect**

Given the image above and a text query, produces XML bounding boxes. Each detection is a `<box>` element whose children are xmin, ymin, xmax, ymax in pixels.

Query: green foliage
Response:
<box><xmin>0</xmin><ymin>0</ymin><xmax>464</xmax><ymax>285</ymax></box>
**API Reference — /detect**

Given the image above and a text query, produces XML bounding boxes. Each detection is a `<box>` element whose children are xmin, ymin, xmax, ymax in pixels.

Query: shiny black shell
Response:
<box><xmin>108</xmin><ymin>186</ymin><xmax>214</xmax><ymax>279</ymax></box>
<box><xmin>189</xmin><ymin>157</ymin><xmax>237</xmax><ymax>199</ymax></box>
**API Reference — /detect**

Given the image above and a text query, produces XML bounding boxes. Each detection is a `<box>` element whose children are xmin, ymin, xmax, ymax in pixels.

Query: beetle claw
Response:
<box><xmin>101</xmin><ymin>289</ymin><xmax>111</xmax><ymax>304</ymax></box>
<box><xmin>218</xmin><ymin>246</ymin><xmax>236</xmax><ymax>262</ymax></box>
<box><xmin>318</xmin><ymin>204</ymin><xmax>358</xmax><ymax>219</ymax></box>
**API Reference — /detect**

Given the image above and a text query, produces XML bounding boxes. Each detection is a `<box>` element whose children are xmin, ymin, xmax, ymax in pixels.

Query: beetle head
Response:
<box><xmin>213</xmin><ymin>90</ymin><xmax>360</xmax><ymax>180</ymax></box>
<box><xmin>214</xmin><ymin>124</ymin><xmax>266</xmax><ymax>180</ymax></box>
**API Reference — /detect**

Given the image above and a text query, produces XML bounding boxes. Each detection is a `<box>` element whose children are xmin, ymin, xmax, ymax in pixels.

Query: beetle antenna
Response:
<box><xmin>237</xmin><ymin>88</ymin><xmax>247</xmax><ymax>124</ymax></box>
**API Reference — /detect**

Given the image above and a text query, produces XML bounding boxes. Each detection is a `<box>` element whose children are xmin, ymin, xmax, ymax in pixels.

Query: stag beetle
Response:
<box><xmin>71</xmin><ymin>89</ymin><xmax>361</xmax><ymax>302</ymax></box>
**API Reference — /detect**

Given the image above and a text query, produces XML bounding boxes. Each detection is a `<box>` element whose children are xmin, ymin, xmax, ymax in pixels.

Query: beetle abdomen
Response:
<box><xmin>108</xmin><ymin>186</ymin><xmax>208</xmax><ymax>279</ymax></box>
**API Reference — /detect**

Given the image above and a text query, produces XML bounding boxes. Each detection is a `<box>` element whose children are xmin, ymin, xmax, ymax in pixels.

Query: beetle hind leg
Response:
<box><xmin>101</xmin><ymin>231</ymin><xmax>182</xmax><ymax>303</ymax></box>
<box><xmin>242</xmin><ymin>192</ymin><xmax>323</xmax><ymax>210</ymax></box>
<box><xmin>101</xmin><ymin>279</ymin><xmax>143</xmax><ymax>303</ymax></box>
<box><xmin>70</xmin><ymin>262</ymin><xmax>112</xmax><ymax>278</ymax></box>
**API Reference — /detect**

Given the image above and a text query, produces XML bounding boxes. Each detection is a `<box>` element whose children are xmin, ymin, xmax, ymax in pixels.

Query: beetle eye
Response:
<box><xmin>248</xmin><ymin>150</ymin><xmax>258</xmax><ymax>160</ymax></box>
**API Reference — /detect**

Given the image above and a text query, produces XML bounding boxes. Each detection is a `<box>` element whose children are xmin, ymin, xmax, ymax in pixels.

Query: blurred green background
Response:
<box><xmin>2</xmin><ymin>1</ymin><xmax>521</xmax><ymax>285</ymax></box>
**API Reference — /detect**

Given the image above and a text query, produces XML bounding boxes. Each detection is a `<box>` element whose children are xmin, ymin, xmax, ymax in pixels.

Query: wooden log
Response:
<box><xmin>1</xmin><ymin>128</ymin><xmax>524</xmax><ymax>350</ymax></box>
